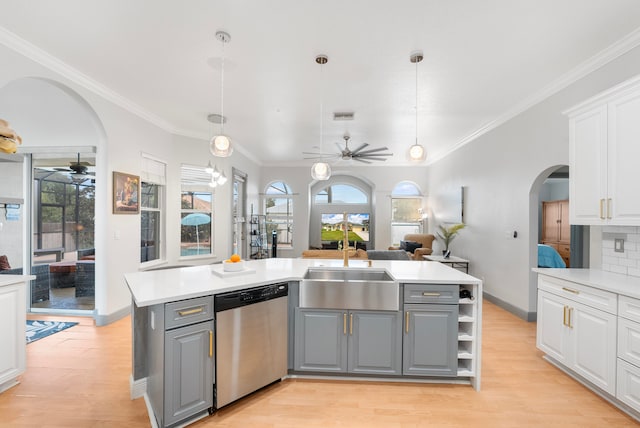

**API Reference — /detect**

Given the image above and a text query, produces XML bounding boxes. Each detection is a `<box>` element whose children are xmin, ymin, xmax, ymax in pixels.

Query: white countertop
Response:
<box><xmin>0</xmin><ymin>275</ymin><xmax>35</xmax><ymax>287</ymax></box>
<box><xmin>125</xmin><ymin>258</ymin><xmax>482</xmax><ymax>307</ymax></box>
<box><xmin>533</xmin><ymin>268</ymin><xmax>640</xmax><ymax>299</ymax></box>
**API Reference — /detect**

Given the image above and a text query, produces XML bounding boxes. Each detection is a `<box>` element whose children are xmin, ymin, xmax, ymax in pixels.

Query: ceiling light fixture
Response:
<box><xmin>207</xmin><ymin>161</ymin><xmax>227</xmax><ymax>187</ymax></box>
<box><xmin>409</xmin><ymin>51</ymin><xmax>426</xmax><ymax>162</ymax></box>
<box><xmin>311</xmin><ymin>54</ymin><xmax>331</xmax><ymax>181</ymax></box>
<box><xmin>210</xmin><ymin>31</ymin><xmax>233</xmax><ymax>158</ymax></box>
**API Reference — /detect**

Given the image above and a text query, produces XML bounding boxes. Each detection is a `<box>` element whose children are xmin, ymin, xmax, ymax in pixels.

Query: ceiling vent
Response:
<box><xmin>333</xmin><ymin>112</ymin><xmax>354</xmax><ymax>121</ymax></box>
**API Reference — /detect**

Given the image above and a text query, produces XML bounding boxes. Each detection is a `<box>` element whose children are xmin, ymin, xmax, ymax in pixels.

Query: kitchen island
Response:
<box><xmin>125</xmin><ymin>258</ymin><xmax>482</xmax><ymax>428</ymax></box>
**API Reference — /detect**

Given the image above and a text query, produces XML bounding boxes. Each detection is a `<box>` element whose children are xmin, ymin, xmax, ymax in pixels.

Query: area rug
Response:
<box><xmin>26</xmin><ymin>320</ymin><xmax>78</xmax><ymax>344</ymax></box>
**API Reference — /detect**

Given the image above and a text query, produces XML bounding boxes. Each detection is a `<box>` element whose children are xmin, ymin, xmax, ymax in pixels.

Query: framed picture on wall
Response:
<box><xmin>113</xmin><ymin>171</ymin><xmax>140</xmax><ymax>214</ymax></box>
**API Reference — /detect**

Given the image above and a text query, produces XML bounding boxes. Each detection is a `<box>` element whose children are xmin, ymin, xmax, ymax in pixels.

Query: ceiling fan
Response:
<box><xmin>54</xmin><ymin>153</ymin><xmax>95</xmax><ymax>177</ymax></box>
<box><xmin>304</xmin><ymin>134</ymin><xmax>393</xmax><ymax>164</ymax></box>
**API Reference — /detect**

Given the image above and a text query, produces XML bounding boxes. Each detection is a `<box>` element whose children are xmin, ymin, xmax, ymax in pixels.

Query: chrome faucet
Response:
<box><xmin>343</xmin><ymin>212</ymin><xmax>349</xmax><ymax>267</ymax></box>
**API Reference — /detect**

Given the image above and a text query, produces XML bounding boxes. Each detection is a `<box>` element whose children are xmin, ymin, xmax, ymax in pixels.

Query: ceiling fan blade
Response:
<box><xmin>355</xmin><ymin>147</ymin><xmax>390</xmax><ymax>155</ymax></box>
<box><xmin>350</xmin><ymin>143</ymin><xmax>369</xmax><ymax>154</ymax></box>
<box><xmin>352</xmin><ymin>157</ymin><xmax>372</xmax><ymax>164</ymax></box>
<box><xmin>355</xmin><ymin>153</ymin><xmax>393</xmax><ymax>159</ymax></box>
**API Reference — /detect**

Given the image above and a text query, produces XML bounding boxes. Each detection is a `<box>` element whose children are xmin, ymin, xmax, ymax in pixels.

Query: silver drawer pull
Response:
<box><xmin>422</xmin><ymin>292</ymin><xmax>441</xmax><ymax>297</ymax></box>
<box><xmin>561</xmin><ymin>287</ymin><xmax>579</xmax><ymax>295</ymax></box>
<box><xmin>178</xmin><ymin>307</ymin><xmax>204</xmax><ymax>316</ymax></box>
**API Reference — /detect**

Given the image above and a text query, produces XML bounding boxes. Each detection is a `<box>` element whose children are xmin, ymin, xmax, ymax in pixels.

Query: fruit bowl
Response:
<box><xmin>223</xmin><ymin>259</ymin><xmax>245</xmax><ymax>272</ymax></box>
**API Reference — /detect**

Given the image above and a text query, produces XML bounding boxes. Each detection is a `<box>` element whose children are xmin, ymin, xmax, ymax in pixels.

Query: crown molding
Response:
<box><xmin>427</xmin><ymin>26</ymin><xmax>640</xmax><ymax>166</ymax></box>
<box><xmin>0</xmin><ymin>25</ymin><xmax>176</xmax><ymax>133</ymax></box>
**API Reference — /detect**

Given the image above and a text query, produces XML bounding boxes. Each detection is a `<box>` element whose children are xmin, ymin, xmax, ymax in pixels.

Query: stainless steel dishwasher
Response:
<box><xmin>214</xmin><ymin>283</ymin><xmax>288</xmax><ymax>409</ymax></box>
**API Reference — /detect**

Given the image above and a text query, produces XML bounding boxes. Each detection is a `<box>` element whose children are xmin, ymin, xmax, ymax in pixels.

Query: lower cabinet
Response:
<box><xmin>164</xmin><ymin>321</ymin><xmax>214</xmax><ymax>426</ymax></box>
<box><xmin>0</xmin><ymin>281</ymin><xmax>26</xmax><ymax>393</ymax></box>
<box><xmin>294</xmin><ymin>308</ymin><xmax>402</xmax><ymax>375</ymax></box>
<box><xmin>537</xmin><ymin>283</ymin><xmax>617</xmax><ymax>395</ymax></box>
<box><xmin>403</xmin><ymin>303</ymin><xmax>458</xmax><ymax>377</ymax></box>
<box><xmin>147</xmin><ymin>296</ymin><xmax>214</xmax><ymax>428</ymax></box>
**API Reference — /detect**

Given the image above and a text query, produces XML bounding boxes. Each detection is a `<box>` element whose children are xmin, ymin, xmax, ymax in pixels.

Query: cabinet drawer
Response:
<box><xmin>618</xmin><ymin>317</ymin><xmax>640</xmax><ymax>367</ymax></box>
<box><xmin>617</xmin><ymin>358</ymin><xmax>640</xmax><ymax>413</ymax></box>
<box><xmin>620</xmin><ymin>295</ymin><xmax>640</xmax><ymax>323</ymax></box>
<box><xmin>404</xmin><ymin>284</ymin><xmax>458</xmax><ymax>304</ymax></box>
<box><xmin>557</xmin><ymin>244</ymin><xmax>570</xmax><ymax>258</ymax></box>
<box><xmin>537</xmin><ymin>275</ymin><xmax>617</xmax><ymax>314</ymax></box>
<box><xmin>165</xmin><ymin>296</ymin><xmax>214</xmax><ymax>330</ymax></box>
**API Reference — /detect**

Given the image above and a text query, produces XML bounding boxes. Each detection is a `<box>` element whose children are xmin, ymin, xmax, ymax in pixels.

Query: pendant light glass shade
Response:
<box><xmin>409</xmin><ymin>142</ymin><xmax>425</xmax><ymax>161</ymax></box>
<box><xmin>210</xmin><ymin>31</ymin><xmax>233</xmax><ymax>158</ymax></box>
<box><xmin>311</xmin><ymin>161</ymin><xmax>331</xmax><ymax>180</ymax></box>
<box><xmin>409</xmin><ymin>51</ymin><xmax>426</xmax><ymax>162</ymax></box>
<box><xmin>210</xmin><ymin>135</ymin><xmax>233</xmax><ymax>157</ymax></box>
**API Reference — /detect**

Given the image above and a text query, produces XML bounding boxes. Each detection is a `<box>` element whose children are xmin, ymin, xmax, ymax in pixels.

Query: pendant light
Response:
<box><xmin>210</xmin><ymin>31</ymin><xmax>233</xmax><ymax>157</ymax></box>
<box><xmin>311</xmin><ymin>54</ymin><xmax>331</xmax><ymax>180</ymax></box>
<box><xmin>409</xmin><ymin>51</ymin><xmax>426</xmax><ymax>162</ymax></box>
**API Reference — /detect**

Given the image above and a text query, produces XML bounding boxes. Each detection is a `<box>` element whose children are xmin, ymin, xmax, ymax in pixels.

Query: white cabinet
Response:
<box><xmin>536</xmin><ymin>276</ymin><xmax>617</xmax><ymax>395</ymax></box>
<box><xmin>567</xmin><ymin>77</ymin><xmax>640</xmax><ymax>225</ymax></box>
<box><xmin>617</xmin><ymin>295</ymin><xmax>640</xmax><ymax>412</ymax></box>
<box><xmin>0</xmin><ymin>280</ymin><xmax>26</xmax><ymax>393</ymax></box>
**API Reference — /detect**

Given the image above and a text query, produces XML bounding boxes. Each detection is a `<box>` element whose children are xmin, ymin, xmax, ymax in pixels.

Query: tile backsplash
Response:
<box><xmin>602</xmin><ymin>226</ymin><xmax>640</xmax><ymax>277</ymax></box>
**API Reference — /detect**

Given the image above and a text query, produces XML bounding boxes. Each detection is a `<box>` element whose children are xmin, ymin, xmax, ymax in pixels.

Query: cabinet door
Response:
<box><xmin>164</xmin><ymin>321</ymin><xmax>214</xmax><ymax>426</ymax></box>
<box><xmin>608</xmin><ymin>89</ymin><xmax>640</xmax><ymax>225</ymax></box>
<box><xmin>558</xmin><ymin>200</ymin><xmax>570</xmax><ymax>243</ymax></box>
<box><xmin>348</xmin><ymin>311</ymin><xmax>402</xmax><ymax>375</ymax></box>
<box><xmin>403</xmin><ymin>304</ymin><xmax>458</xmax><ymax>377</ymax></box>
<box><xmin>0</xmin><ymin>283</ymin><xmax>26</xmax><ymax>390</ymax></box>
<box><xmin>542</xmin><ymin>201</ymin><xmax>561</xmax><ymax>242</ymax></box>
<box><xmin>569</xmin><ymin>106</ymin><xmax>607</xmax><ymax>224</ymax></box>
<box><xmin>571</xmin><ymin>301</ymin><xmax>617</xmax><ymax>395</ymax></box>
<box><xmin>617</xmin><ymin>358</ymin><xmax>640</xmax><ymax>412</ymax></box>
<box><xmin>536</xmin><ymin>291</ymin><xmax>570</xmax><ymax>365</ymax></box>
<box><xmin>294</xmin><ymin>308</ymin><xmax>347</xmax><ymax>372</ymax></box>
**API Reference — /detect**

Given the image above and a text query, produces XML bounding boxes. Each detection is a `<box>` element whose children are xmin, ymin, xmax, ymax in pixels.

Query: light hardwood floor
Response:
<box><xmin>1</xmin><ymin>301</ymin><xmax>637</xmax><ymax>427</ymax></box>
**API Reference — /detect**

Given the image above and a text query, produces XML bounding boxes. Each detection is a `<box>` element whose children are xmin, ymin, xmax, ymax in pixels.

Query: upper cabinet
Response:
<box><xmin>566</xmin><ymin>77</ymin><xmax>640</xmax><ymax>225</ymax></box>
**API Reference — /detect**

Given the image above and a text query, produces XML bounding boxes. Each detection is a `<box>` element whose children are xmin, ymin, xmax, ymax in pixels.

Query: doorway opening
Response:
<box><xmin>528</xmin><ymin>165</ymin><xmax>589</xmax><ymax>316</ymax></box>
<box><xmin>30</xmin><ymin>150</ymin><xmax>96</xmax><ymax>313</ymax></box>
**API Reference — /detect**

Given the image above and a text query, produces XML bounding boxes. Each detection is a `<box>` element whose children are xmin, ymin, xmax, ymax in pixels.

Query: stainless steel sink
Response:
<box><xmin>300</xmin><ymin>268</ymin><xmax>398</xmax><ymax>311</ymax></box>
<box><xmin>303</xmin><ymin>268</ymin><xmax>394</xmax><ymax>282</ymax></box>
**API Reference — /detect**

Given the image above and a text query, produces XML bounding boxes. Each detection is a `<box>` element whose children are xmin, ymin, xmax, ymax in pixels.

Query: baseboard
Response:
<box><xmin>130</xmin><ymin>374</ymin><xmax>147</xmax><ymax>400</ymax></box>
<box><xmin>143</xmin><ymin>392</ymin><xmax>159</xmax><ymax>428</ymax></box>
<box><xmin>95</xmin><ymin>305</ymin><xmax>130</xmax><ymax>326</ymax></box>
<box><xmin>483</xmin><ymin>291</ymin><xmax>536</xmax><ymax>322</ymax></box>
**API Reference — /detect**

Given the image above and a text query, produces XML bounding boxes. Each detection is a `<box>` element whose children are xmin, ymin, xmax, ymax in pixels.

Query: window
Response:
<box><xmin>310</xmin><ymin>176</ymin><xmax>374</xmax><ymax>249</ymax></box>
<box><xmin>264</xmin><ymin>181</ymin><xmax>293</xmax><ymax>247</ymax></box>
<box><xmin>140</xmin><ymin>154</ymin><xmax>166</xmax><ymax>264</ymax></box>
<box><xmin>180</xmin><ymin>165</ymin><xmax>214</xmax><ymax>257</ymax></box>
<box><xmin>314</xmin><ymin>184</ymin><xmax>368</xmax><ymax>204</ymax></box>
<box><xmin>391</xmin><ymin>181</ymin><xmax>424</xmax><ymax>245</ymax></box>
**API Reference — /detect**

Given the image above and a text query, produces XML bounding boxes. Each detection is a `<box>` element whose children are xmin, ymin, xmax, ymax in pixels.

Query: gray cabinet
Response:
<box><xmin>147</xmin><ymin>296</ymin><xmax>214</xmax><ymax>427</ymax></box>
<box><xmin>403</xmin><ymin>284</ymin><xmax>459</xmax><ymax>377</ymax></box>
<box><xmin>293</xmin><ymin>308</ymin><xmax>401</xmax><ymax>375</ymax></box>
<box><xmin>164</xmin><ymin>320</ymin><xmax>214</xmax><ymax>426</ymax></box>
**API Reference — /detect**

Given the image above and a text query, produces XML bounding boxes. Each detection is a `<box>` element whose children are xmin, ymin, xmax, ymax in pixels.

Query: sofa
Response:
<box><xmin>389</xmin><ymin>233</ymin><xmax>435</xmax><ymax>260</ymax></box>
<box><xmin>301</xmin><ymin>249</ymin><xmax>369</xmax><ymax>259</ymax></box>
<box><xmin>366</xmin><ymin>250</ymin><xmax>411</xmax><ymax>260</ymax></box>
<box><xmin>0</xmin><ymin>264</ymin><xmax>50</xmax><ymax>303</ymax></box>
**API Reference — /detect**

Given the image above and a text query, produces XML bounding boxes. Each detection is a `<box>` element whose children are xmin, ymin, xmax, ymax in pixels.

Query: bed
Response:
<box><xmin>537</xmin><ymin>244</ymin><xmax>566</xmax><ymax>268</ymax></box>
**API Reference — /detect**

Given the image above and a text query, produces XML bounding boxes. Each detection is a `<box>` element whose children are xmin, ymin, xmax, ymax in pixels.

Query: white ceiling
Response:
<box><xmin>1</xmin><ymin>0</ymin><xmax>640</xmax><ymax>166</ymax></box>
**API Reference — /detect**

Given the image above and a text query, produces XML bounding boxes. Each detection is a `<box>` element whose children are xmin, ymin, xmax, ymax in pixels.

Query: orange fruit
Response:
<box><xmin>230</xmin><ymin>254</ymin><xmax>241</xmax><ymax>263</ymax></box>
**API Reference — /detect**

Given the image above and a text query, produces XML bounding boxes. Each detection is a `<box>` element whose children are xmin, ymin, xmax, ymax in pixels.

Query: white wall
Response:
<box><xmin>427</xmin><ymin>44</ymin><xmax>640</xmax><ymax>319</ymax></box>
<box><xmin>260</xmin><ymin>165</ymin><xmax>428</xmax><ymax>256</ymax></box>
<box><xmin>0</xmin><ymin>161</ymin><xmax>24</xmax><ymax>269</ymax></box>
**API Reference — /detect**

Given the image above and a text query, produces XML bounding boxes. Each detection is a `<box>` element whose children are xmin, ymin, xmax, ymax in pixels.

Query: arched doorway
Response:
<box><xmin>0</xmin><ymin>77</ymin><xmax>106</xmax><ymax>315</ymax></box>
<box><xmin>528</xmin><ymin>164</ymin><xmax>588</xmax><ymax>316</ymax></box>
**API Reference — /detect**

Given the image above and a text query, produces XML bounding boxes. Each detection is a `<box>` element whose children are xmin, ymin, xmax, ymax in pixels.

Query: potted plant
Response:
<box><xmin>436</xmin><ymin>223</ymin><xmax>465</xmax><ymax>255</ymax></box>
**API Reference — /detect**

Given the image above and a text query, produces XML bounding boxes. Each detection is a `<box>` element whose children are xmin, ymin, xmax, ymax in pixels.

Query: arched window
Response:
<box><xmin>264</xmin><ymin>181</ymin><xmax>293</xmax><ymax>247</ymax></box>
<box><xmin>310</xmin><ymin>176</ymin><xmax>373</xmax><ymax>249</ymax></box>
<box><xmin>390</xmin><ymin>181</ymin><xmax>424</xmax><ymax>246</ymax></box>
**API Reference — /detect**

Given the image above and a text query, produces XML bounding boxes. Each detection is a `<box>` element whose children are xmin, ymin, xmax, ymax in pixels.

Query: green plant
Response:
<box><xmin>436</xmin><ymin>223</ymin><xmax>465</xmax><ymax>251</ymax></box>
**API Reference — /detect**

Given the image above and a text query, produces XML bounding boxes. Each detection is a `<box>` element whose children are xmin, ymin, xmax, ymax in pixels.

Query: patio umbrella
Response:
<box><xmin>181</xmin><ymin>213</ymin><xmax>211</xmax><ymax>251</ymax></box>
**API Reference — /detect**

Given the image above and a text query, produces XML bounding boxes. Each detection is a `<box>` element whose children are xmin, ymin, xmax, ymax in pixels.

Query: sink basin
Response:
<box><xmin>303</xmin><ymin>268</ymin><xmax>394</xmax><ymax>282</ymax></box>
<box><xmin>300</xmin><ymin>268</ymin><xmax>398</xmax><ymax>311</ymax></box>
